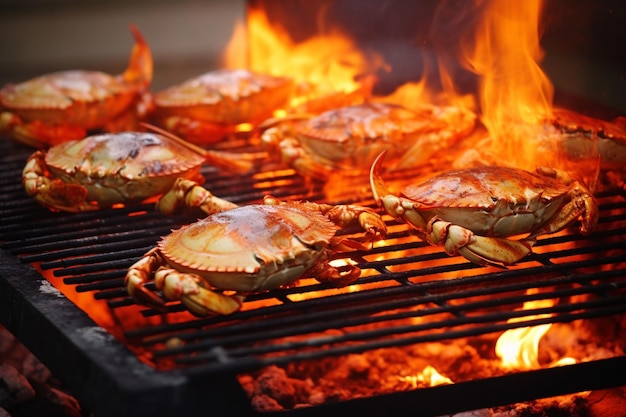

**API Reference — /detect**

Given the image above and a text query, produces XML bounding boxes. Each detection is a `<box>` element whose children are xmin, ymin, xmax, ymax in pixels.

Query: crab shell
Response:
<box><xmin>33</xmin><ymin>131</ymin><xmax>205</xmax><ymax>209</ymax></box>
<box><xmin>552</xmin><ymin>107</ymin><xmax>626</xmax><ymax>171</ymax></box>
<box><xmin>264</xmin><ymin>102</ymin><xmax>476</xmax><ymax>176</ymax></box>
<box><xmin>153</xmin><ymin>69</ymin><xmax>293</xmax><ymax>126</ymax></box>
<box><xmin>0</xmin><ymin>26</ymin><xmax>152</xmax><ymax>146</ymax></box>
<box><xmin>1</xmin><ymin>71</ymin><xmax>143</xmax><ymax>129</ymax></box>
<box><xmin>157</xmin><ymin>204</ymin><xmax>339</xmax><ymax>292</ymax></box>
<box><xmin>371</xmin><ymin>152</ymin><xmax>599</xmax><ymax>266</ymax></box>
<box><xmin>397</xmin><ymin>166</ymin><xmax>591</xmax><ymax>238</ymax></box>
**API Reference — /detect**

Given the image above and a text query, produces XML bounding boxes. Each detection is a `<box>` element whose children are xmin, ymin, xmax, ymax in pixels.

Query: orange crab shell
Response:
<box><xmin>44</xmin><ymin>132</ymin><xmax>205</xmax><ymax>206</ymax></box>
<box><xmin>296</xmin><ymin>102</ymin><xmax>438</xmax><ymax>163</ymax></box>
<box><xmin>398</xmin><ymin>165</ymin><xmax>595</xmax><ymax>237</ymax></box>
<box><xmin>1</xmin><ymin>71</ymin><xmax>141</xmax><ymax>129</ymax></box>
<box><xmin>268</xmin><ymin>102</ymin><xmax>476</xmax><ymax>174</ymax></box>
<box><xmin>153</xmin><ymin>69</ymin><xmax>294</xmax><ymax>125</ymax></box>
<box><xmin>0</xmin><ymin>26</ymin><xmax>152</xmax><ymax>147</ymax></box>
<box><xmin>158</xmin><ymin>203</ymin><xmax>340</xmax><ymax>292</ymax></box>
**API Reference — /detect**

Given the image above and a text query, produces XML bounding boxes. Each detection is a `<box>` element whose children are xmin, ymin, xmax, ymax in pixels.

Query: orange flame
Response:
<box><xmin>459</xmin><ymin>0</ymin><xmax>556</xmax><ymax>170</ymax></box>
<box><xmin>495</xmin><ymin>289</ymin><xmax>554</xmax><ymax>370</ymax></box>
<box><xmin>223</xmin><ymin>5</ymin><xmax>385</xmax><ymax>110</ymax></box>
<box><xmin>398</xmin><ymin>365</ymin><xmax>453</xmax><ymax>389</ymax></box>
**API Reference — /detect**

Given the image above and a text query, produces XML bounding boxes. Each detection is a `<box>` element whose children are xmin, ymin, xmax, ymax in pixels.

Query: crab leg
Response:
<box><xmin>141</xmin><ymin>123</ymin><xmax>254</xmax><ymax>173</ymax></box>
<box><xmin>22</xmin><ymin>150</ymin><xmax>90</xmax><ymax>212</ymax></box>
<box><xmin>262</xmin><ymin>129</ymin><xmax>336</xmax><ymax>180</ymax></box>
<box><xmin>262</xmin><ymin>195</ymin><xmax>387</xmax><ymax>249</ymax></box>
<box><xmin>125</xmin><ymin>248</ymin><xmax>244</xmax><ymax>315</ymax></box>
<box><xmin>120</xmin><ymin>25</ymin><xmax>153</xmax><ymax>89</ymax></box>
<box><xmin>157</xmin><ymin>177</ymin><xmax>238</xmax><ymax>215</ymax></box>
<box><xmin>429</xmin><ymin>220</ymin><xmax>535</xmax><ymax>267</ymax></box>
<box><xmin>125</xmin><ymin>248</ymin><xmax>170</xmax><ymax>310</ymax></box>
<box><xmin>154</xmin><ymin>268</ymin><xmax>244</xmax><ymax>316</ymax></box>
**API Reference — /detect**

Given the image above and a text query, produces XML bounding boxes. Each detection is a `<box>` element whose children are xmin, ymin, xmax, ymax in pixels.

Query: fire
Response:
<box><xmin>223</xmin><ymin>5</ymin><xmax>385</xmax><ymax>111</ymax></box>
<box><xmin>495</xmin><ymin>289</ymin><xmax>577</xmax><ymax>370</ymax></box>
<box><xmin>398</xmin><ymin>365</ymin><xmax>454</xmax><ymax>389</ymax></box>
<box><xmin>459</xmin><ymin>0</ymin><xmax>555</xmax><ymax>170</ymax></box>
<box><xmin>495</xmin><ymin>300</ymin><xmax>553</xmax><ymax>370</ymax></box>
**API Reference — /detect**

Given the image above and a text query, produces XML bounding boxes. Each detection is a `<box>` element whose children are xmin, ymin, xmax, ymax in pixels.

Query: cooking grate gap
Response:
<box><xmin>63</xmin><ymin>270</ymin><xmax>126</xmax><ymax>285</ymax></box>
<box><xmin>125</xmin><ymin>263</ymin><xmax>626</xmax><ymax>353</ymax></box>
<box><xmin>75</xmin><ymin>279</ymin><xmax>127</xmax><ymax>292</ymax></box>
<box><xmin>179</xmin><ymin>303</ymin><xmax>626</xmax><ymax>377</ymax></box>
<box><xmin>147</xmin><ymin>270</ymin><xmax>626</xmax><ymax>357</ymax></box>
<box><xmin>180</xmin><ymin>298</ymin><xmax>626</xmax><ymax>365</ymax></box>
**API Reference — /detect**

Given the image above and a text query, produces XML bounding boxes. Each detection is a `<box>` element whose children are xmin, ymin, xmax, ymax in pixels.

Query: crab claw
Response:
<box><xmin>430</xmin><ymin>220</ymin><xmax>535</xmax><ymax>267</ymax></box>
<box><xmin>370</xmin><ymin>151</ymin><xmax>392</xmax><ymax>204</ymax></box>
<box><xmin>125</xmin><ymin>249</ymin><xmax>169</xmax><ymax>310</ymax></box>
<box><xmin>181</xmin><ymin>289</ymin><xmax>245</xmax><ymax>317</ymax></box>
<box><xmin>310</xmin><ymin>261</ymin><xmax>362</xmax><ymax>287</ymax></box>
<box><xmin>157</xmin><ymin>177</ymin><xmax>238</xmax><ymax>216</ymax></box>
<box><xmin>154</xmin><ymin>268</ymin><xmax>245</xmax><ymax>316</ymax></box>
<box><xmin>122</xmin><ymin>25</ymin><xmax>153</xmax><ymax>89</ymax></box>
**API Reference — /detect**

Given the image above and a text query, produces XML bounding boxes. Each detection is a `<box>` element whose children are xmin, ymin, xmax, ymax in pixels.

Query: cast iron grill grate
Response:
<box><xmin>1</xmin><ymin>136</ymin><xmax>626</xmax><ymax>417</ymax></box>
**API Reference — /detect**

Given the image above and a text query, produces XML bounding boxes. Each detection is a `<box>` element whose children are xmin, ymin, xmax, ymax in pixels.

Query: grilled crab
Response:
<box><xmin>0</xmin><ymin>26</ymin><xmax>152</xmax><ymax>148</ymax></box>
<box><xmin>22</xmin><ymin>128</ymin><xmax>249</xmax><ymax>213</ymax></box>
<box><xmin>550</xmin><ymin>108</ymin><xmax>626</xmax><ymax>190</ymax></box>
<box><xmin>151</xmin><ymin>69</ymin><xmax>293</xmax><ymax>144</ymax></box>
<box><xmin>370</xmin><ymin>152</ymin><xmax>599</xmax><ymax>267</ymax></box>
<box><xmin>260</xmin><ymin>102</ymin><xmax>476</xmax><ymax>180</ymax></box>
<box><xmin>125</xmin><ymin>184</ymin><xmax>386</xmax><ymax>316</ymax></box>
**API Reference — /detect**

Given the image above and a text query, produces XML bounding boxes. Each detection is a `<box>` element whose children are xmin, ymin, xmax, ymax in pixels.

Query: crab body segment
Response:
<box><xmin>22</xmin><ymin>131</ymin><xmax>207</xmax><ymax>212</ymax></box>
<box><xmin>126</xmin><ymin>185</ymin><xmax>386</xmax><ymax>316</ymax></box>
<box><xmin>152</xmin><ymin>69</ymin><xmax>293</xmax><ymax>144</ymax></box>
<box><xmin>261</xmin><ymin>102</ymin><xmax>475</xmax><ymax>180</ymax></box>
<box><xmin>370</xmin><ymin>152</ymin><xmax>599</xmax><ymax>266</ymax></box>
<box><xmin>0</xmin><ymin>26</ymin><xmax>153</xmax><ymax>147</ymax></box>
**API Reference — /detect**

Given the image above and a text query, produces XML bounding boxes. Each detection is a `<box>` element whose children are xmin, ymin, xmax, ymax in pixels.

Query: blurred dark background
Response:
<box><xmin>0</xmin><ymin>0</ymin><xmax>245</xmax><ymax>91</ymax></box>
<box><xmin>1</xmin><ymin>0</ymin><xmax>624</xmax><ymax>116</ymax></box>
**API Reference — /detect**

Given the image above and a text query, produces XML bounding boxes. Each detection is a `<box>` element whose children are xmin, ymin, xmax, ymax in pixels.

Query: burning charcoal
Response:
<box><xmin>32</xmin><ymin>383</ymin><xmax>82</xmax><ymax>417</ymax></box>
<box><xmin>254</xmin><ymin>365</ymin><xmax>299</xmax><ymax>409</ymax></box>
<box><xmin>587</xmin><ymin>388</ymin><xmax>626</xmax><ymax>417</ymax></box>
<box><xmin>0</xmin><ymin>363</ymin><xmax>36</xmax><ymax>408</ymax></box>
<box><xmin>342</xmin><ymin>353</ymin><xmax>371</xmax><ymax>377</ymax></box>
<box><xmin>250</xmin><ymin>393</ymin><xmax>283</xmax><ymax>412</ymax></box>
<box><xmin>20</xmin><ymin>353</ymin><xmax>52</xmax><ymax>385</ymax></box>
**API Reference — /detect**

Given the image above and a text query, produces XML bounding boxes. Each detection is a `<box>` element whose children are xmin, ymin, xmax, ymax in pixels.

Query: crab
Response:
<box><xmin>370</xmin><ymin>152</ymin><xmax>599</xmax><ymax>267</ymax></box>
<box><xmin>260</xmin><ymin>102</ymin><xmax>476</xmax><ymax>180</ymax></box>
<box><xmin>0</xmin><ymin>26</ymin><xmax>152</xmax><ymax>148</ymax></box>
<box><xmin>22</xmin><ymin>127</ymin><xmax>250</xmax><ymax>213</ymax></box>
<box><xmin>151</xmin><ymin>69</ymin><xmax>294</xmax><ymax>144</ymax></box>
<box><xmin>550</xmin><ymin>108</ymin><xmax>626</xmax><ymax>190</ymax></box>
<box><xmin>125</xmin><ymin>183</ymin><xmax>387</xmax><ymax>316</ymax></box>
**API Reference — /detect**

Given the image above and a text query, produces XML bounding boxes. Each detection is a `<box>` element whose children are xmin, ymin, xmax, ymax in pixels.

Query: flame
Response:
<box><xmin>495</xmin><ymin>290</ymin><xmax>553</xmax><ymax>370</ymax></box>
<box><xmin>224</xmin><ymin>5</ymin><xmax>385</xmax><ymax>110</ymax></box>
<box><xmin>398</xmin><ymin>365</ymin><xmax>453</xmax><ymax>389</ymax></box>
<box><xmin>458</xmin><ymin>0</ymin><xmax>556</xmax><ymax>170</ymax></box>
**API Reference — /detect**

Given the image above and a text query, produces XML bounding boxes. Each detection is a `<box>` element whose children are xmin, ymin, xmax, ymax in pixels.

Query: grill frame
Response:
<box><xmin>1</xmin><ymin>137</ymin><xmax>626</xmax><ymax>417</ymax></box>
